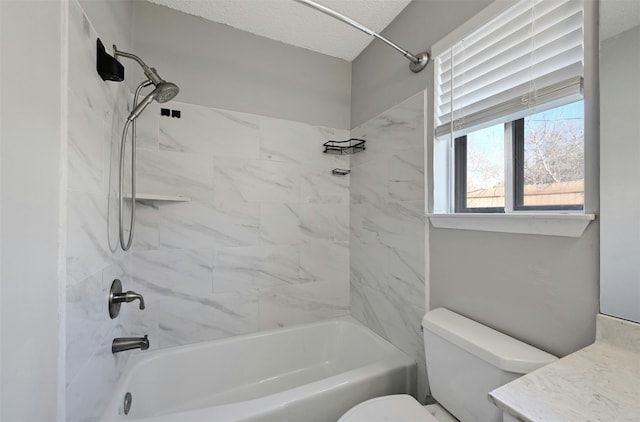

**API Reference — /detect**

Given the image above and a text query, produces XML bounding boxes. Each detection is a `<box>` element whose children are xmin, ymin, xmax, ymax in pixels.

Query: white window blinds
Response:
<box><xmin>435</xmin><ymin>0</ymin><xmax>584</xmax><ymax>138</ymax></box>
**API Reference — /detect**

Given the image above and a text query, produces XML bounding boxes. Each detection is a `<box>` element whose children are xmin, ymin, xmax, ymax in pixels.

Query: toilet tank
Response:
<box><xmin>422</xmin><ymin>308</ymin><xmax>557</xmax><ymax>422</ymax></box>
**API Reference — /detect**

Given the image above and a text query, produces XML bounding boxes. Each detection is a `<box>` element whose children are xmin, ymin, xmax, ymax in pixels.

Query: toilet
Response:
<box><xmin>339</xmin><ymin>308</ymin><xmax>557</xmax><ymax>422</ymax></box>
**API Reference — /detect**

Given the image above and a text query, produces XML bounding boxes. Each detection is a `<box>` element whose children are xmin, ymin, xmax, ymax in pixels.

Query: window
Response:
<box><xmin>516</xmin><ymin>102</ymin><xmax>584</xmax><ymax>210</ymax></box>
<box><xmin>432</xmin><ymin>0</ymin><xmax>586</xmax><ymax>215</ymax></box>
<box><xmin>455</xmin><ymin>123</ymin><xmax>506</xmax><ymax>213</ymax></box>
<box><xmin>454</xmin><ymin>101</ymin><xmax>584</xmax><ymax>213</ymax></box>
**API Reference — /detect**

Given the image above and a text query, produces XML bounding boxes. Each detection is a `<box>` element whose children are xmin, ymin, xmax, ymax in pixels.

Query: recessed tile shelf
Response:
<box><xmin>125</xmin><ymin>194</ymin><xmax>191</xmax><ymax>203</ymax></box>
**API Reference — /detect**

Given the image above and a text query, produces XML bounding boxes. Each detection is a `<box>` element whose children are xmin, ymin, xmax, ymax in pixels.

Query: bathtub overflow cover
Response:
<box><xmin>123</xmin><ymin>392</ymin><xmax>132</xmax><ymax>415</ymax></box>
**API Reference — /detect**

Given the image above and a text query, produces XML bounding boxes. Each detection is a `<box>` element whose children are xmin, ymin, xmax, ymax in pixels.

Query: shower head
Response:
<box><xmin>127</xmin><ymin>82</ymin><xmax>180</xmax><ymax>121</ymax></box>
<box><xmin>153</xmin><ymin>81</ymin><xmax>179</xmax><ymax>103</ymax></box>
<box><xmin>112</xmin><ymin>45</ymin><xmax>180</xmax><ymax>120</ymax></box>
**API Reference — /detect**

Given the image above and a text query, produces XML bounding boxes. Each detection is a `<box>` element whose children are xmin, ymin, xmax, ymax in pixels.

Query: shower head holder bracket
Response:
<box><xmin>96</xmin><ymin>38</ymin><xmax>124</xmax><ymax>82</ymax></box>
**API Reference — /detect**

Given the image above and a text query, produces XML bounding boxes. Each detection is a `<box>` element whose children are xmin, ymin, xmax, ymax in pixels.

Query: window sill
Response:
<box><xmin>427</xmin><ymin>213</ymin><xmax>596</xmax><ymax>238</ymax></box>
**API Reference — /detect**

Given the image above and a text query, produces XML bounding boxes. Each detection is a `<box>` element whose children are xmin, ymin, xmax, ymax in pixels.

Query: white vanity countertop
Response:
<box><xmin>489</xmin><ymin>314</ymin><xmax>640</xmax><ymax>422</ymax></box>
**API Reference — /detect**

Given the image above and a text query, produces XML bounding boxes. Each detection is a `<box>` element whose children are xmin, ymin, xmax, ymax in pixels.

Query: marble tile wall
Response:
<box><xmin>349</xmin><ymin>92</ymin><xmax>427</xmax><ymax>401</ymax></box>
<box><xmin>131</xmin><ymin>101</ymin><xmax>351</xmax><ymax>349</ymax></box>
<box><xmin>65</xmin><ymin>1</ymin><xmax>136</xmax><ymax>421</ymax></box>
<box><xmin>65</xmin><ymin>2</ymin><xmax>421</xmax><ymax>417</ymax></box>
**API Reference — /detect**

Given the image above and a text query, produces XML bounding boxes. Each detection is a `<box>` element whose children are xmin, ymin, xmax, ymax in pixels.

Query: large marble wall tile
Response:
<box><xmin>351</xmin><ymin>281</ymin><xmax>426</xmax><ymax>399</ymax></box>
<box><xmin>389</xmin><ymin>148</ymin><xmax>425</xmax><ymax>202</ymax></box>
<box><xmin>66</xmin><ymin>345</ymin><xmax>111</xmax><ymax>422</ymax></box>
<box><xmin>66</xmin><ymin>271</ymin><xmax>103</xmax><ymax>386</ymax></box>
<box><xmin>388</xmin><ymin>247</ymin><xmax>426</xmax><ymax>310</ymax></box>
<box><xmin>259</xmin><ymin>117</ymin><xmax>334</xmax><ymax>167</ymax></box>
<box><xmin>214</xmin><ymin>245</ymin><xmax>300</xmax><ymax>292</ymax></box>
<box><xmin>300</xmin><ymin>239</ymin><xmax>349</xmax><ymax>283</ymax></box>
<box><xmin>349</xmin><ymin>159</ymin><xmax>389</xmax><ymax>205</ymax></box>
<box><xmin>132</xmin><ymin>201</ymin><xmax>159</xmax><ymax>250</ymax></box>
<box><xmin>213</xmin><ymin>158</ymin><xmax>301</xmax><ymax>203</ymax></box>
<box><xmin>350</xmin><ymin>238</ymin><xmax>389</xmax><ymax>292</ymax></box>
<box><xmin>350</xmin><ymin>202</ymin><xmax>377</xmax><ymax>245</ymax></box>
<box><xmin>135</xmin><ymin>102</ymin><xmax>160</xmax><ymax>150</ymax></box>
<box><xmin>67</xmin><ymin>0</ymin><xmax>115</xmax><ymax>121</ymax></box>
<box><xmin>68</xmin><ymin>90</ymin><xmax>105</xmax><ymax>194</ymax></box>
<box><xmin>301</xmin><ymin>166</ymin><xmax>350</xmax><ymax>204</ymax></box>
<box><xmin>297</xmin><ymin>204</ymin><xmax>337</xmax><ymax>243</ymax></box>
<box><xmin>129</xmin><ymin>300</ymin><xmax>160</xmax><ymax>351</ymax></box>
<box><xmin>66</xmin><ymin>338</ymin><xmax>131</xmax><ymax>422</ymax></box>
<box><xmin>160</xmin><ymin>102</ymin><xmax>260</xmax><ymax>158</ymax></box>
<box><xmin>363</xmin><ymin>201</ymin><xmax>425</xmax><ymax>253</ymax></box>
<box><xmin>349</xmin><ymin>91</ymin><xmax>426</xmax><ymax>401</ymax></box>
<box><xmin>156</xmin><ymin>292</ymin><xmax>260</xmax><ymax>348</ymax></box>
<box><xmin>350</xmin><ymin>282</ymin><xmax>388</xmax><ymax>337</ymax></box>
<box><xmin>66</xmin><ymin>2</ymin><xmax>136</xmax><ymax>421</ymax></box>
<box><xmin>334</xmin><ymin>205</ymin><xmax>350</xmax><ymax>242</ymax></box>
<box><xmin>133</xmin><ymin>249</ymin><xmax>213</xmax><ymax>297</ymax></box>
<box><xmin>101</xmin><ymin>256</ymin><xmax>133</xmax><ymax>341</ymax></box>
<box><xmin>350</xmin><ymin>93</ymin><xmax>424</xmax><ymax>170</ymax></box>
<box><xmin>259</xmin><ymin>281</ymin><xmax>349</xmax><ymax>330</ymax></box>
<box><xmin>67</xmin><ymin>190</ymin><xmax>111</xmax><ymax>286</ymax></box>
<box><xmin>259</xmin><ymin>203</ymin><xmax>301</xmax><ymax>245</ymax></box>
<box><xmin>129</xmin><ymin>100</ymin><xmax>350</xmax><ymax>353</ymax></box>
<box><xmin>159</xmin><ymin>201</ymin><xmax>260</xmax><ymax>249</ymax></box>
<box><xmin>137</xmin><ymin>149</ymin><xmax>214</xmax><ymax>200</ymax></box>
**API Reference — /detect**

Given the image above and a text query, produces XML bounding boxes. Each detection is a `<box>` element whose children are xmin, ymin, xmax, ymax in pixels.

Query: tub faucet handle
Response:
<box><xmin>120</xmin><ymin>291</ymin><xmax>145</xmax><ymax>310</ymax></box>
<box><xmin>122</xmin><ymin>290</ymin><xmax>144</xmax><ymax>310</ymax></box>
<box><xmin>109</xmin><ymin>279</ymin><xmax>145</xmax><ymax>318</ymax></box>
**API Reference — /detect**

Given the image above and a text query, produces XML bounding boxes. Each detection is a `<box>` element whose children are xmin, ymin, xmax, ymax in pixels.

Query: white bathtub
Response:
<box><xmin>101</xmin><ymin>319</ymin><xmax>416</xmax><ymax>422</ymax></box>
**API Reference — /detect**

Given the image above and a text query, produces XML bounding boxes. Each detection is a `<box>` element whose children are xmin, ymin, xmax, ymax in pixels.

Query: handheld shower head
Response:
<box><xmin>153</xmin><ymin>81</ymin><xmax>179</xmax><ymax>103</ymax></box>
<box><xmin>114</xmin><ymin>47</ymin><xmax>180</xmax><ymax>252</ymax></box>
<box><xmin>112</xmin><ymin>46</ymin><xmax>180</xmax><ymax>120</ymax></box>
<box><xmin>127</xmin><ymin>82</ymin><xmax>179</xmax><ymax>121</ymax></box>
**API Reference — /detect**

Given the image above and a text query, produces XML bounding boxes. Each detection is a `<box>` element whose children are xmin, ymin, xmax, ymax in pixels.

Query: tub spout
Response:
<box><xmin>112</xmin><ymin>335</ymin><xmax>149</xmax><ymax>353</ymax></box>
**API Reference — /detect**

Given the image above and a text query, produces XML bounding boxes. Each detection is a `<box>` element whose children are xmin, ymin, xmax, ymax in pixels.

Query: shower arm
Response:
<box><xmin>293</xmin><ymin>0</ymin><xmax>429</xmax><ymax>73</ymax></box>
<box><xmin>113</xmin><ymin>46</ymin><xmax>163</xmax><ymax>86</ymax></box>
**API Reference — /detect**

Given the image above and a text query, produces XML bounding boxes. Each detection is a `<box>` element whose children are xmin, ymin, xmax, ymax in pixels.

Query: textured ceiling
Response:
<box><xmin>144</xmin><ymin>0</ymin><xmax>412</xmax><ymax>61</ymax></box>
<box><xmin>601</xmin><ymin>0</ymin><xmax>640</xmax><ymax>40</ymax></box>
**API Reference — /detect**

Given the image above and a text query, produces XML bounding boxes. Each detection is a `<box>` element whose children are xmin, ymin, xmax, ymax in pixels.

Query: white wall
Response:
<box><xmin>350</xmin><ymin>0</ymin><xmax>494</xmax><ymax>129</ymax></box>
<box><xmin>133</xmin><ymin>1</ymin><xmax>352</xmax><ymax>130</ymax></box>
<box><xmin>0</xmin><ymin>1</ymin><xmax>64</xmax><ymax>419</ymax></box>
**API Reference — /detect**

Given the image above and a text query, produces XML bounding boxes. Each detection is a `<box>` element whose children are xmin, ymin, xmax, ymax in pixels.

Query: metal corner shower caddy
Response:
<box><xmin>294</xmin><ymin>0</ymin><xmax>429</xmax><ymax>73</ymax></box>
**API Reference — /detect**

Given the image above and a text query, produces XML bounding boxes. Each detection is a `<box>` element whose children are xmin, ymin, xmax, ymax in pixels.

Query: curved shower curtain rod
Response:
<box><xmin>294</xmin><ymin>0</ymin><xmax>429</xmax><ymax>73</ymax></box>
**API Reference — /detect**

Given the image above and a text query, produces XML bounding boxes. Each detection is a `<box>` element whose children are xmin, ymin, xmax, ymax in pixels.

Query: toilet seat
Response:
<box><xmin>337</xmin><ymin>395</ymin><xmax>437</xmax><ymax>422</ymax></box>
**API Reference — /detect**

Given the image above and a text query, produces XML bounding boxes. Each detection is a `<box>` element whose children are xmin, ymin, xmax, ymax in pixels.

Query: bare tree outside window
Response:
<box><xmin>524</xmin><ymin>104</ymin><xmax>584</xmax><ymax>184</ymax></box>
<box><xmin>456</xmin><ymin>101</ymin><xmax>585</xmax><ymax>211</ymax></box>
<box><xmin>522</xmin><ymin>101</ymin><xmax>584</xmax><ymax>207</ymax></box>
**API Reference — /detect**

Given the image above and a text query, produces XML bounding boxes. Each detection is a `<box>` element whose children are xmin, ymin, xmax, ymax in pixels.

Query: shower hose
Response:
<box><xmin>118</xmin><ymin>79</ymin><xmax>153</xmax><ymax>251</ymax></box>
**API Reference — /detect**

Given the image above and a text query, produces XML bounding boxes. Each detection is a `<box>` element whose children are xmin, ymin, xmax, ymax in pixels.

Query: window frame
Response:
<box><xmin>427</xmin><ymin>0</ymin><xmax>597</xmax><ymax>238</ymax></box>
<box><xmin>453</xmin><ymin>109</ymin><xmax>585</xmax><ymax>214</ymax></box>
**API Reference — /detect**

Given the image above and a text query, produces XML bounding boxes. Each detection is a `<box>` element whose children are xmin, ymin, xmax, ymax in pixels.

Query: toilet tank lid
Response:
<box><xmin>422</xmin><ymin>308</ymin><xmax>558</xmax><ymax>374</ymax></box>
